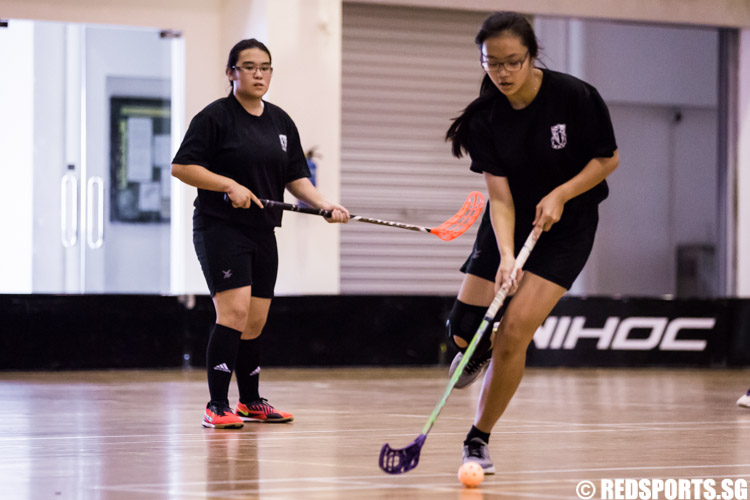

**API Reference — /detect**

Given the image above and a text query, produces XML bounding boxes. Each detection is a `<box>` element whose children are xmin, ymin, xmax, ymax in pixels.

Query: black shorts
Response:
<box><xmin>460</xmin><ymin>205</ymin><xmax>598</xmax><ymax>290</ymax></box>
<box><xmin>193</xmin><ymin>216</ymin><xmax>278</xmax><ymax>298</ymax></box>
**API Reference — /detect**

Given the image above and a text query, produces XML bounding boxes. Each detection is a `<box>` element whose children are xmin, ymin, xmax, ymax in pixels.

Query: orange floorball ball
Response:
<box><xmin>458</xmin><ymin>462</ymin><xmax>484</xmax><ymax>488</ymax></box>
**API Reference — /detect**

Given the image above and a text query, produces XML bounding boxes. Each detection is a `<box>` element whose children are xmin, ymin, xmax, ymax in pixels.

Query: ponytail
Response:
<box><xmin>445</xmin><ymin>74</ymin><xmax>500</xmax><ymax>158</ymax></box>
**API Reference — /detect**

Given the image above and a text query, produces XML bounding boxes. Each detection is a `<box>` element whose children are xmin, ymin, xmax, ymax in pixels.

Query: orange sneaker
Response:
<box><xmin>236</xmin><ymin>398</ymin><xmax>294</xmax><ymax>423</ymax></box>
<box><xmin>203</xmin><ymin>401</ymin><xmax>244</xmax><ymax>429</ymax></box>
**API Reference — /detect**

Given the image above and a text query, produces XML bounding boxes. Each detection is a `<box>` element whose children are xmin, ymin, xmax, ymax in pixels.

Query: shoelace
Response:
<box><xmin>249</xmin><ymin>397</ymin><xmax>270</xmax><ymax>407</ymax></box>
<box><xmin>467</xmin><ymin>442</ymin><xmax>487</xmax><ymax>459</ymax></box>
<box><xmin>211</xmin><ymin>404</ymin><xmax>233</xmax><ymax>416</ymax></box>
<box><xmin>247</xmin><ymin>398</ymin><xmax>275</xmax><ymax>413</ymax></box>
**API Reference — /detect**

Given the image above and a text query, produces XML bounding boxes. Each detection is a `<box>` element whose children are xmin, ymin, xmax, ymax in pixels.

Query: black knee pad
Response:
<box><xmin>446</xmin><ymin>301</ymin><xmax>491</xmax><ymax>353</ymax></box>
<box><xmin>446</xmin><ymin>299</ymin><xmax>512</xmax><ymax>353</ymax></box>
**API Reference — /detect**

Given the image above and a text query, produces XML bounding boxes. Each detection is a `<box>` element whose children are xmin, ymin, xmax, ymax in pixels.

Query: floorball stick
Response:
<box><xmin>259</xmin><ymin>191</ymin><xmax>484</xmax><ymax>242</ymax></box>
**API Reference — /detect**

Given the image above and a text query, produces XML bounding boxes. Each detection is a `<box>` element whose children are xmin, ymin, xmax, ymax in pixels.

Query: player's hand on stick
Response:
<box><xmin>495</xmin><ymin>255</ymin><xmax>520</xmax><ymax>296</ymax></box>
<box><xmin>534</xmin><ymin>189</ymin><xmax>566</xmax><ymax>232</ymax></box>
<box><xmin>320</xmin><ymin>202</ymin><xmax>350</xmax><ymax>223</ymax></box>
<box><xmin>226</xmin><ymin>183</ymin><xmax>263</xmax><ymax>210</ymax></box>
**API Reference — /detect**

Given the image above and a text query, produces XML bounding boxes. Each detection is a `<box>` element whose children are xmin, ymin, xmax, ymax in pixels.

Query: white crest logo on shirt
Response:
<box><xmin>279</xmin><ymin>134</ymin><xmax>288</xmax><ymax>152</ymax></box>
<box><xmin>550</xmin><ymin>124</ymin><xmax>567</xmax><ymax>150</ymax></box>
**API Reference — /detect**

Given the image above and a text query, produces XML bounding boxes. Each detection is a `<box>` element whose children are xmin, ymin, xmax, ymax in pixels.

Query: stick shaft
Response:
<box><xmin>419</xmin><ymin>228</ymin><xmax>541</xmax><ymax>436</ymax></box>
<box><xmin>350</xmin><ymin>216</ymin><xmax>431</xmax><ymax>234</ymax></box>
<box><xmin>260</xmin><ymin>199</ymin><xmax>432</xmax><ymax>233</ymax></box>
<box><xmin>260</xmin><ymin>199</ymin><xmax>331</xmax><ymax>217</ymax></box>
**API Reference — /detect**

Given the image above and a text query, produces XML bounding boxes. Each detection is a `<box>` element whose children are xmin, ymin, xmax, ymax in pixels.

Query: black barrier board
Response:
<box><xmin>527</xmin><ymin>297</ymin><xmax>737</xmax><ymax>367</ymax></box>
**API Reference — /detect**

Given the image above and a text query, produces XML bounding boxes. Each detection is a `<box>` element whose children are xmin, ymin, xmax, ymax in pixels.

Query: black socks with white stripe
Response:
<box><xmin>235</xmin><ymin>338</ymin><xmax>262</xmax><ymax>404</ymax></box>
<box><xmin>206</xmin><ymin>324</ymin><xmax>242</xmax><ymax>405</ymax></box>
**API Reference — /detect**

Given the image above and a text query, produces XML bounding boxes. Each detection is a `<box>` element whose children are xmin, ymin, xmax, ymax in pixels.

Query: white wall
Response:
<box><xmin>32</xmin><ymin>22</ymin><xmax>68</xmax><ymax>292</ymax></box>
<box><xmin>0</xmin><ymin>21</ymin><xmax>34</xmax><ymax>293</ymax></box>
<box><xmin>579</xmin><ymin>22</ymin><xmax>718</xmax><ymax>108</ymax></box>
<box><xmin>266</xmin><ymin>0</ymin><xmax>343</xmax><ymax>295</ymax></box>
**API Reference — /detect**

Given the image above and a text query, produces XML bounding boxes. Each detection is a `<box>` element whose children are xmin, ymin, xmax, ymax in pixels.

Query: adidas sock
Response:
<box><xmin>464</xmin><ymin>425</ymin><xmax>491</xmax><ymax>445</ymax></box>
<box><xmin>206</xmin><ymin>324</ymin><xmax>242</xmax><ymax>405</ymax></box>
<box><xmin>235</xmin><ymin>338</ymin><xmax>261</xmax><ymax>404</ymax></box>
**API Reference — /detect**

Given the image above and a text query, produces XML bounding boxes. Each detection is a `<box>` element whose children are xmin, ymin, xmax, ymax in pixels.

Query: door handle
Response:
<box><xmin>60</xmin><ymin>172</ymin><xmax>78</xmax><ymax>247</ymax></box>
<box><xmin>86</xmin><ymin>176</ymin><xmax>104</xmax><ymax>249</ymax></box>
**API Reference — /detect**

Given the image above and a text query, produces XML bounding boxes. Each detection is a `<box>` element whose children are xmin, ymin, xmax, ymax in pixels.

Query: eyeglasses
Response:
<box><xmin>480</xmin><ymin>52</ymin><xmax>529</xmax><ymax>73</ymax></box>
<box><xmin>232</xmin><ymin>65</ymin><xmax>273</xmax><ymax>75</ymax></box>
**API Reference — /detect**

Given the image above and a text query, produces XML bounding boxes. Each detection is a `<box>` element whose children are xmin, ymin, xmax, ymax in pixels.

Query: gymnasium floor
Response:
<box><xmin>1</xmin><ymin>367</ymin><xmax>749</xmax><ymax>499</ymax></box>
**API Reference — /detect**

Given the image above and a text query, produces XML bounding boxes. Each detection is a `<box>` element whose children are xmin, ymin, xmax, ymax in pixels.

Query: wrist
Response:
<box><xmin>499</xmin><ymin>247</ymin><xmax>514</xmax><ymax>259</ymax></box>
<box><xmin>312</xmin><ymin>198</ymin><xmax>329</xmax><ymax>210</ymax></box>
<box><xmin>556</xmin><ymin>184</ymin><xmax>574</xmax><ymax>203</ymax></box>
<box><xmin>223</xmin><ymin>179</ymin><xmax>239</xmax><ymax>194</ymax></box>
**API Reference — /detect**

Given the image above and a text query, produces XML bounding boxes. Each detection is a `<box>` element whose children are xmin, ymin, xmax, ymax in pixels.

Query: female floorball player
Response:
<box><xmin>444</xmin><ymin>12</ymin><xmax>619</xmax><ymax>472</ymax></box>
<box><xmin>172</xmin><ymin>39</ymin><xmax>349</xmax><ymax>429</ymax></box>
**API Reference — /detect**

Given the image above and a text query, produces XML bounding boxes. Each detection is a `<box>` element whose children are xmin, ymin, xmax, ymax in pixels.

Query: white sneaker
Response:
<box><xmin>737</xmin><ymin>389</ymin><xmax>750</xmax><ymax>408</ymax></box>
<box><xmin>463</xmin><ymin>437</ymin><xmax>495</xmax><ymax>474</ymax></box>
<box><xmin>449</xmin><ymin>351</ymin><xmax>491</xmax><ymax>389</ymax></box>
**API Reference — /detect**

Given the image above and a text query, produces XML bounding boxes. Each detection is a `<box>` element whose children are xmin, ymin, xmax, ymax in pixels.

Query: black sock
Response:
<box><xmin>235</xmin><ymin>338</ymin><xmax>261</xmax><ymax>404</ymax></box>
<box><xmin>464</xmin><ymin>425</ymin><xmax>491</xmax><ymax>445</ymax></box>
<box><xmin>206</xmin><ymin>324</ymin><xmax>242</xmax><ymax>405</ymax></box>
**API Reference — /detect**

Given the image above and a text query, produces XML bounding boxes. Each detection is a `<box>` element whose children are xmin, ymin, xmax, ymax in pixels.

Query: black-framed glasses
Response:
<box><xmin>232</xmin><ymin>64</ymin><xmax>273</xmax><ymax>75</ymax></box>
<box><xmin>480</xmin><ymin>52</ymin><xmax>529</xmax><ymax>73</ymax></box>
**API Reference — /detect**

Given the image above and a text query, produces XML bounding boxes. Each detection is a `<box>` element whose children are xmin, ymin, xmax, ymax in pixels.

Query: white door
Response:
<box><xmin>0</xmin><ymin>19</ymin><xmax>183</xmax><ymax>293</ymax></box>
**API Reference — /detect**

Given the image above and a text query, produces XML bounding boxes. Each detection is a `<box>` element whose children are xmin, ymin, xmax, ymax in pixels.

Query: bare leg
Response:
<box><xmin>457</xmin><ymin>273</ymin><xmax>497</xmax><ymax>306</ymax></box>
<box><xmin>241</xmin><ymin>297</ymin><xmax>272</xmax><ymax>339</ymax></box>
<box><xmin>212</xmin><ymin>286</ymin><xmax>252</xmax><ymax>331</ymax></box>
<box><xmin>212</xmin><ymin>287</ymin><xmax>271</xmax><ymax>338</ymax></box>
<box><xmin>474</xmin><ymin>272</ymin><xmax>566</xmax><ymax>432</ymax></box>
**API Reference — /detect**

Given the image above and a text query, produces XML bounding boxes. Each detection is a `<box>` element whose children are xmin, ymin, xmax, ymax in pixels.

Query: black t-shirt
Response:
<box><xmin>467</xmin><ymin>68</ymin><xmax>617</xmax><ymax>231</ymax></box>
<box><xmin>172</xmin><ymin>93</ymin><xmax>310</xmax><ymax>228</ymax></box>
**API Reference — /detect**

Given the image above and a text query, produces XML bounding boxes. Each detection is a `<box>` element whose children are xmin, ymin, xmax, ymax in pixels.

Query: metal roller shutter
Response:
<box><xmin>341</xmin><ymin>3</ymin><xmax>489</xmax><ymax>294</ymax></box>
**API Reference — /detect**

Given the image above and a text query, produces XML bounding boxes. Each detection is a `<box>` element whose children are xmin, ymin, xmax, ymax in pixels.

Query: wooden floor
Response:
<box><xmin>1</xmin><ymin>366</ymin><xmax>750</xmax><ymax>499</ymax></box>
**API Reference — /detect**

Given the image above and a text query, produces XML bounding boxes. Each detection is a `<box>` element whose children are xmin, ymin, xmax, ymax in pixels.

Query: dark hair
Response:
<box><xmin>445</xmin><ymin>12</ymin><xmax>539</xmax><ymax>158</ymax></box>
<box><xmin>227</xmin><ymin>38</ymin><xmax>272</xmax><ymax>69</ymax></box>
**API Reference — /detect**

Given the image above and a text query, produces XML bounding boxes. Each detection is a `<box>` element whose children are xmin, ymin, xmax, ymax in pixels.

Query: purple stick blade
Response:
<box><xmin>378</xmin><ymin>434</ymin><xmax>427</xmax><ymax>474</ymax></box>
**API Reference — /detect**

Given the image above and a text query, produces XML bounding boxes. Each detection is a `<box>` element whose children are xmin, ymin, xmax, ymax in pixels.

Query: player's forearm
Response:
<box><xmin>484</xmin><ymin>173</ymin><xmax>515</xmax><ymax>259</ymax></box>
<box><xmin>171</xmin><ymin>163</ymin><xmax>238</xmax><ymax>193</ymax></box>
<box><xmin>555</xmin><ymin>150</ymin><xmax>619</xmax><ymax>203</ymax></box>
<box><xmin>489</xmin><ymin>201</ymin><xmax>515</xmax><ymax>259</ymax></box>
<box><xmin>286</xmin><ymin>177</ymin><xmax>329</xmax><ymax>208</ymax></box>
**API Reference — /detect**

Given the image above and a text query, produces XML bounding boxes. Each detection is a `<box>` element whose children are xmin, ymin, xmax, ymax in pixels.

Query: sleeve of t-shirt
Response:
<box><xmin>171</xmin><ymin>109</ymin><xmax>218</xmax><ymax>168</ymax></box>
<box><xmin>282</xmin><ymin>116</ymin><xmax>311</xmax><ymax>184</ymax></box>
<box><xmin>579</xmin><ymin>85</ymin><xmax>617</xmax><ymax>160</ymax></box>
<box><xmin>467</xmin><ymin>109</ymin><xmax>506</xmax><ymax>177</ymax></box>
